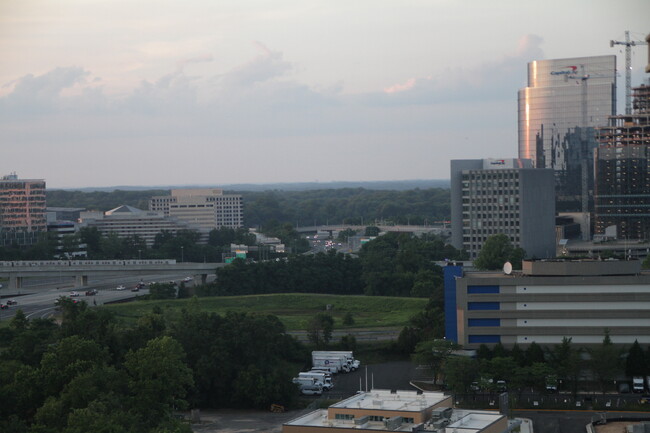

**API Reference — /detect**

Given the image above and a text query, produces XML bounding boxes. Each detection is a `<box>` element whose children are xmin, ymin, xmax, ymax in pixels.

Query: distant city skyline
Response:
<box><xmin>0</xmin><ymin>1</ymin><xmax>648</xmax><ymax>188</ymax></box>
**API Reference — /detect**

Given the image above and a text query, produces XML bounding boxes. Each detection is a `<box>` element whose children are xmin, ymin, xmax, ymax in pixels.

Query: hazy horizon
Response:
<box><xmin>1</xmin><ymin>1</ymin><xmax>648</xmax><ymax>188</ymax></box>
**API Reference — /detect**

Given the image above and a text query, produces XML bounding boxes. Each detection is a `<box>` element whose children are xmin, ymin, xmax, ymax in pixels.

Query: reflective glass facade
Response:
<box><xmin>0</xmin><ymin>176</ymin><xmax>47</xmax><ymax>247</ymax></box>
<box><xmin>518</xmin><ymin>56</ymin><xmax>616</xmax><ymax>211</ymax></box>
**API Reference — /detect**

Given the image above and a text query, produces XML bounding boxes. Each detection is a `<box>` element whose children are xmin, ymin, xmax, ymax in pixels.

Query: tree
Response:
<box><xmin>124</xmin><ymin>336</ymin><xmax>194</xmax><ymax>426</ymax></box>
<box><xmin>527</xmin><ymin>362</ymin><xmax>555</xmax><ymax>393</ymax></box>
<box><xmin>307</xmin><ymin>313</ymin><xmax>334</xmax><ymax>348</ymax></box>
<box><xmin>476</xmin><ymin>344</ymin><xmax>492</xmax><ymax>361</ymax></box>
<box><xmin>474</xmin><ymin>234</ymin><xmax>526</xmax><ymax>270</ymax></box>
<box><xmin>339</xmin><ymin>334</ymin><xmax>357</xmax><ymax>351</ymax></box>
<box><xmin>443</xmin><ymin>356</ymin><xmax>479</xmax><ymax>394</ymax></box>
<box><xmin>589</xmin><ymin>330</ymin><xmax>621</xmax><ymax>393</ymax></box>
<box><xmin>337</xmin><ymin>228</ymin><xmax>357</xmax><ymax>242</ymax></box>
<box><xmin>364</xmin><ymin>226</ymin><xmax>380</xmax><ymax>236</ymax></box>
<box><xmin>149</xmin><ymin>282</ymin><xmax>177</xmax><ymax>299</ymax></box>
<box><xmin>549</xmin><ymin>337</ymin><xmax>583</xmax><ymax>395</ymax></box>
<box><xmin>412</xmin><ymin>339</ymin><xmax>459</xmax><ymax>385</ymax></box>
<box><xmin>626</xmin><ymin>340</ymin><xmax>647</xmax><ymax>378</ymax></box>
<box><xmin>525</xmin><ymin>342</ymin><xmax>545</xmax><ymax>366</ymax></box>
<box><xmin>342</xmin><ymin>312</ymin><xmax>355</xmax><ymax>326</ymax></box>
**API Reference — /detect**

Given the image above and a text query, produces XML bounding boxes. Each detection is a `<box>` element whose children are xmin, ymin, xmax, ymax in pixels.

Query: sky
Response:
<box><xmin>0</xmin><ymin>0</ymin><xmax>648</xmax><ymax>189</ymax></box>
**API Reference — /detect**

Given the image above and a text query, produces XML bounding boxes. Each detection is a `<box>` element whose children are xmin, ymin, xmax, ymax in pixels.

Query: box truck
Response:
<box><xmin>312</xmin><ymin>351</ymin><xmax>361</xmax><ymax>371</ymax></box>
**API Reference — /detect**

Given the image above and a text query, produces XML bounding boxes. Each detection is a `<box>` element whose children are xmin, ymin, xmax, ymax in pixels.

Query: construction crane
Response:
<box><xmin>610</xmin><ymin>30</ymin><xmax>648</xmax><ymax>115</ymax></box>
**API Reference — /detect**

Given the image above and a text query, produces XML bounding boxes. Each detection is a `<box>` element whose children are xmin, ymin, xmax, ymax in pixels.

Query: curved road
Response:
<box><xmin>0</xmin><ymin>273</ymin><xmax>203</xmax><ymax>321</ymax></box>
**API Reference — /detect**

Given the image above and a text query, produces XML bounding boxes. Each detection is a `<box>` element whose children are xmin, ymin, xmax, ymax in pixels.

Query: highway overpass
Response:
<box><xmin>0</xmin><ymin>260</ymin><xmax>224</xmax><ymax>289</ymax></box>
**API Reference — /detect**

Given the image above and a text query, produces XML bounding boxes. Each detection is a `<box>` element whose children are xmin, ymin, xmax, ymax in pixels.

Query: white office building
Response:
<box><xmin>149</xmin><ymin>189</ymin><xmax>244</xmax><ymax>231</ymax></box>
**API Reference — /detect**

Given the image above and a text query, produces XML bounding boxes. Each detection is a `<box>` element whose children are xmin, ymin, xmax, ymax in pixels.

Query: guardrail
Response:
<box><xmin>0</xmin><ymin>260</ymin><xmax>177</xmax><ymax>267</ymax></box>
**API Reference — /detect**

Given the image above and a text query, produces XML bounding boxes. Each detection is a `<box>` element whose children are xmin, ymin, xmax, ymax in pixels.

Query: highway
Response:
<box><xmin>0</xmin><ymin>272</ymin><xmax>201</xmax><ymax>322</ymax></box>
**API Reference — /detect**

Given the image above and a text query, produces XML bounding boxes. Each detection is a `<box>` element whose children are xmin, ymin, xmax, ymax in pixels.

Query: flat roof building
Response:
<box><xmin>79</xmin><ymin>205</ymin><xmax>202</xmax><ymax>247</ymax></box>
<box><xmin>0</xmin><ymin>173</ymin><xmax>47</xmax><ymax>247</ymax></box>
<box><xmin>283</xmin><ymin>389</ymin><xmax>507</xmax><ymax>433</ymax></box>
<box><xmin>450</xmin><ymin>159</ymin><xmax>555</xmax><ymax>260</ymax></box>
<box><xmin>150</xmin><ymin>188</ymin><xmax>244</xmax><ymax>231</ymax></box>
<box><xmin>444</xmin><ymin>259</ymin><xmax>650</xmax><ymax>348</ymax></box>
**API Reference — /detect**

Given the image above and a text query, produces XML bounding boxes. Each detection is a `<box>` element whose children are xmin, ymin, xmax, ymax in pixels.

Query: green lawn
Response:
<box><xmin>103</xmin><ymin>293</ymin><xmax>428</xmax><ymax>331</ymax></box>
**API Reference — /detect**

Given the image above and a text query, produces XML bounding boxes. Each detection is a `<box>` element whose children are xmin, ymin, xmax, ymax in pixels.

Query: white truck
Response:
<box><xmin>312</xmin><ymin>356</ymin><xmax>349</xmax><ymax>373</ymax></box>
<box><xmin>292</xmin><ymin>377</ymin><xmax>324</xmax><ymax>395</ymax></box>
<box><xmin>312</xmin><ymin>351</ymin><xmax>360</xmax><ymax>371</ymax></box>
<box><xmin>633</xmin><ymin>376</ymin><xmax>645</xmax><ymax>393</ymax></box>
<box><xmin>298</xmin><ymin>372</ymin><xmax>333</xmax><ymax>390</ymax></box>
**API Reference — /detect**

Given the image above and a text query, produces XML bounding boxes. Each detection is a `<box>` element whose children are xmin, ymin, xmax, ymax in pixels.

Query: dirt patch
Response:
<box><xmin>190</xmin><ymin>408</ymin><xmax>314</xmax><ymax>433</ymax></box>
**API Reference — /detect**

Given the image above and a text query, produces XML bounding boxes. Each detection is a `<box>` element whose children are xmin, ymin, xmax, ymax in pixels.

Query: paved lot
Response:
<box><xmin>189</xmin><ymin>361</ymin><xmax>430</xmax><ymax>433</ymax></box>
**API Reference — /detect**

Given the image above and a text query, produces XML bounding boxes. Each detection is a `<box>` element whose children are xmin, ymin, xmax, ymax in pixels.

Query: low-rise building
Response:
<box><xmin>79</xmin><ymin>205</ymin><xmax>202</xmax><ymax>246</ymax></box>
<box><xmin>283</xmin><ymin>389</ymin><xmax>507</xmax><ymax>433</ymax></box>
<box><xmin>444</xmin><ymin>259</ymin><xmax>650</xmax><ymax>348</ymax></box>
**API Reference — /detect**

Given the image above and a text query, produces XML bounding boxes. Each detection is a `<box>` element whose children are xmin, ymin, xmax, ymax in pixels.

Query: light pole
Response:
<box><xmin>138</xmin><ymin>249</ymin><xmax>142</xmax><ymax>261</ymax></box>
<box><xmin>181</xmin><ymin>246</ymin><xmax>184</xmax><ymax>263</ymax></box>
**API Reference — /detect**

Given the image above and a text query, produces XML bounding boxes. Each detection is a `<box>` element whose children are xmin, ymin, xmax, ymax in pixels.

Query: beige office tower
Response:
<box><xmin>149</xmin><ymin>188</ymin><xmax>244</xmax><ymax>231</ymax></box>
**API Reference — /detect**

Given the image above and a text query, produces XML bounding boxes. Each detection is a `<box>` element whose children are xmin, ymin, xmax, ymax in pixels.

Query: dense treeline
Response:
<box><xmin>439</xmin><ymin>335</ymin><xmax>650</xmax><ymax>397</ymax></box>
<box><xmin>201</xmin><ymin>251</ymin><xmax>363</xmax><ymax>296</ymax></box>
<box><xmin>46</xmin><ymin>189</ymin><xmax>169</xmax><ymax>212</ymax></box>
<box><xmin>0</xmin><ymin>227</ymin><xmax>259</xmax><ymax>262</ymax></box>
<box><xmin>45</xmin><ymin>187</ymin><xmax>451</xmax><ymax>227</ymax></box>
<box><xmin>209</xmin><ymin>232</ymin><xmax>466</xmax><ymax>298</ymax></box>
<box><xmin>241</xmin><ymin>188</ymin><xmax>451</xmax><ymax>227</ymax></box>
<box><xmin>0</xmin><ymin>299</ymin><xmax>305</xmax><ymax>433</ymax></box>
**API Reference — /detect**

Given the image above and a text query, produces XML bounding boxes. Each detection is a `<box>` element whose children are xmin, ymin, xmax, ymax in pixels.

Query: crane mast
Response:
<box><xmin>610</xmin><ymin>30</ymin><xmax>648</xmax><ymax>115</ymax></box>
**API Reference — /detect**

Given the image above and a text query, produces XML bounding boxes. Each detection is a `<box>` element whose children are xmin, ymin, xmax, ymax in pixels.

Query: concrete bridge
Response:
<box><xmin>295</xmin><ymin>224</ymin><xmax>449</xmax><ymax>237</ymax></box>
<box><xmin>0</xmin><ymin>260</ymin><xmax>225</xmax><ymax>289</ymax></box>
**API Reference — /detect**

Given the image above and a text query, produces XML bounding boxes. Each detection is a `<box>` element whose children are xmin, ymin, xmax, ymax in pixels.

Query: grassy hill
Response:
<box><xmin>104</xmin><ymin>293</ymin><xmax>428</xmax><ymax>332</ymax></box>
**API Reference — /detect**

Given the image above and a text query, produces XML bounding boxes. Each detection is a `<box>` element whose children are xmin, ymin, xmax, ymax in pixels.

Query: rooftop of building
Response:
<box><xmin>330</xmin><ymin>389</ymin><xmax>447</xmax><ymax>412</ymax></box>
<box><xmin>284</xmin><ymin>390</ymin><xmax>504</xmax><ymax>432</ymax></box>
<box><xmin>455</xmin><ymin>258</ymin><xmax>643</xmax><ymax>279</ymax></box>
<box><xmin>46</xmin><ymin>207</ymin><xmax>86</xmax><ymax>212</ymax></box>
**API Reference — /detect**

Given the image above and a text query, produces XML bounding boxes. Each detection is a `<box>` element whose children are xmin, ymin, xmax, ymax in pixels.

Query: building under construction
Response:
<box><xmin>595</xmin><ymin>38</ymin><xmax>650</xmax><ymax>240</ymax></box>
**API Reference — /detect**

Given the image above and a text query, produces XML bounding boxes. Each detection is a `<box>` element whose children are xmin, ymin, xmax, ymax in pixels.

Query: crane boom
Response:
<box><xmin>610</xmin><ymin>30</ymin><xmax>648</xmax><ymax>115</ymax></box>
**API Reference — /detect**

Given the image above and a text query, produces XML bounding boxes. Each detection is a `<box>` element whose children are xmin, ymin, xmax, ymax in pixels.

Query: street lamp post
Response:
<box><xmin>181</xmin><ymin>246</ymin><xmax>184</xmax><ymax>263</ymax></box>
<box><xmin>138</xmin><ymin>249</ymin><xmax>142</xmax><ymax>261</ymax></box>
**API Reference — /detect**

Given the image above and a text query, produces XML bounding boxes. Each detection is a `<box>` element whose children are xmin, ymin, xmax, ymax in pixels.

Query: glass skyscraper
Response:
<box><xmin>518</xmin><ymin>55</ymin><xmax>616</xmax><ymax>211</ymax></box>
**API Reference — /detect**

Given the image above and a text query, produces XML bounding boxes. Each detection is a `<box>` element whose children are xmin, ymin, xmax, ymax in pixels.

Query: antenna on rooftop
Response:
<box><xmin>503</xmin><ymin>262</ymin><xmax>513</xmax><ymax>275</ymax></box>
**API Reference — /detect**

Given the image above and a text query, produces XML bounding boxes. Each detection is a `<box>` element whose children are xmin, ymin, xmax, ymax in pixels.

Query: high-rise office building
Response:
<box><xmin>149</xmin><ymin>189</ymin><xmax>244</xmax><ymax>230</ymax></box>
<box><xmin>594</xmin><ymin>63</ymin><xmax>650</xmax><ymax>239</ymax></box>
<box><xmin>0</xmin><ymin>173</ymin><xmax>47</xmax><ymax>247</ymax></box>
<box><xmin>450</xmin><ymin>159</ymin><xmax>555</xmax><ymax>260</ymax></box>
<box><xmin>518</xmin><ymin>55</ymin><xmax>616</xmax><ymax>211</ymax></box>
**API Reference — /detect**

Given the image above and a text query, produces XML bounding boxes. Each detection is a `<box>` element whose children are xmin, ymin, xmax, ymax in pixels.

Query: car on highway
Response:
<box><xmin>131</xmin><ymin>286</ymin><xmax>140</xmax><ymax>292</ymax></box>
<box><xmin>6</xmin><ymin>299</ymin><xmax>17</xmax><ymax>305</ymax></box>
<box><xmin>116</xmin><ymin>285</ymin><xmax>126</xmax><ymax>291</ymax></box>
<box><xmin>85</xmin><ymin>289</ymin><xmax>98</xmax><ymax>296</ymax></box>
<box><xmin>70</xmin><ymin>291</ymin><xmax>80</xmax><ymax>297</ymax></box>
<box><xmin>0</xmin><ymin>303</ymin><xmax>8</xmax><ymax>310</ymax></box>
<box><xmin>183</xmin><ymin>276</ymin><xmax>193</xmax><ymax>282</ymax></box>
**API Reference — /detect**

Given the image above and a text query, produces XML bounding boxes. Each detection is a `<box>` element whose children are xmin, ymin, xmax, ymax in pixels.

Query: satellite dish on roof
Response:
<box><xmin>503</xmin><ymin>261</ymin><xmax>513</xmax><ymax>275</ymax></box>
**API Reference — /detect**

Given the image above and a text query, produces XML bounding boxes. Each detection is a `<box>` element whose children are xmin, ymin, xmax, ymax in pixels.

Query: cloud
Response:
<box><xmin>0</xmin><ymin>66</ymin><xmax>91</xmax><ymax>113</ymax></box>
<box><xmin>218</xmin><ymin>41</ymin><xmax>292</xmax><ymax>87</ymax></box>
<box><xmin>376</xmin><ymin>34</ymin><xmax>545</xmax><ymax>104</ymax></box>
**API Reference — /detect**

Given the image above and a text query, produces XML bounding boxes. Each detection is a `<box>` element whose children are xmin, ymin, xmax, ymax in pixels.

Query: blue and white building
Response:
<box><xmin>444</xmin><ymin>259</ymin><xmax>650</xmax><ymax>348</ymax></box>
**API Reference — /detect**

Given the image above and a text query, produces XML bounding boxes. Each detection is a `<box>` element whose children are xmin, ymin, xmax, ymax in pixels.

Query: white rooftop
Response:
<box><xmin>284</xmin><ymin>407</ymin><xmax>504</xmax><ymax>432</ymax></box>
<box><xmin>331</xmin><ymin>389</ymin><xmax>448</xmax><ymax>412</ymax></box>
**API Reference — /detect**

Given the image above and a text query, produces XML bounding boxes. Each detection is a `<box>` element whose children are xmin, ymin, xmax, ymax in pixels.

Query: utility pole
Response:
<box><xmin>611</xmin><ymin>31</ymin><xmax>648</xmax><ymax>114</ymax></box>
